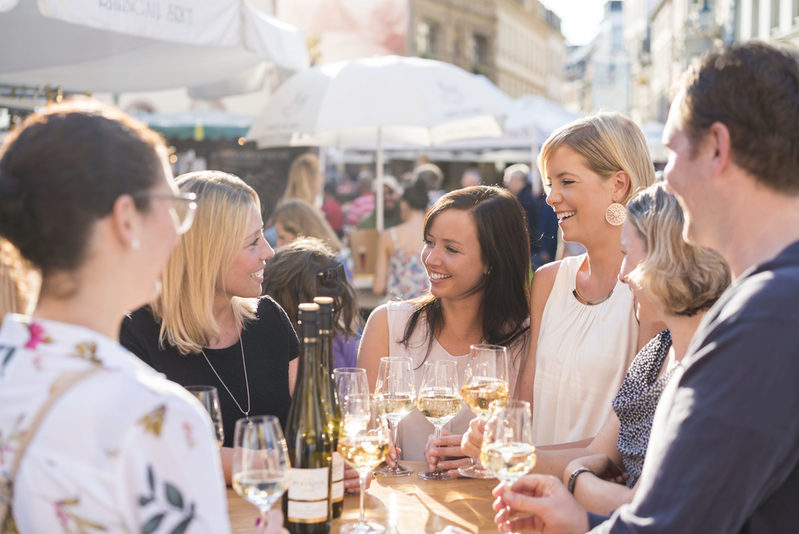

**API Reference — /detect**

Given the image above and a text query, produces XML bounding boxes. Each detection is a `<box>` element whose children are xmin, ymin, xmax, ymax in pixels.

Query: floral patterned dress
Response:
<box><xmin>0</xmin><ymin>314</ymin><xmax>229</xmax><ymax>533</ymax></box>
<box><xmin>386</xmin><ymin>228</ymin><xmax>429</xmax><ymax>301</ymax></box>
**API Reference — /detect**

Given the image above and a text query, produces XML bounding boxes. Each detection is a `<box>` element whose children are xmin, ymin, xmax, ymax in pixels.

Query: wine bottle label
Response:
<box><xmin>332</xmin><ymin>452</ymin><xmax>344</xmax><ymax>481</ymax></box>
<box><xmin>287</xmin><ymin>467</ymin><xmax>330</xmax><ymax>522</ymax></box>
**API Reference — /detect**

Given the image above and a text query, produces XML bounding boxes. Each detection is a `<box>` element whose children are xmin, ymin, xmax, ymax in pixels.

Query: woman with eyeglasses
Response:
<box><xmin>120</xmin><ymin>171</ymin><xmax>299</xmax><ymax>485</ymax></box>
<box><xmin>0</xmin><ymin>102</ymin><xmax>285</xmax><ymax>533</ymax></box>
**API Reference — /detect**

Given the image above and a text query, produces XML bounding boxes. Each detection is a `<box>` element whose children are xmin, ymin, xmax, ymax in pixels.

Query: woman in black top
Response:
<box><xmin>120</xmin><ymin>171</ymin><xmax>298</xmax><ymax>483</ymax></box>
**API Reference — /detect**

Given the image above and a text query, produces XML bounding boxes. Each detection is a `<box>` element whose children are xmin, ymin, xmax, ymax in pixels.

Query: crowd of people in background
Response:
<box><xmin>1</xmin><ymin>41</ymin><xmax>798</xmax><ymax>534</ymax></box>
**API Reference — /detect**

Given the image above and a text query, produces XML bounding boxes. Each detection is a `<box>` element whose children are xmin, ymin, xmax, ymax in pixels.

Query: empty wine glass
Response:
<box><xmin>481</xmin><ymin>400</ymin><xmax>536</xmax><ymax>487</ymax></box>
<box><xmin>231</xmin><ymin>415</ymin><xmax>290</xmax><ymax>523</ymax></box>
<box><xmin>186</xmin><ymin>385</ymin><xmax>224</xmax><ymax>448</ymax></box>
<box><xmin>416</xmin><ymin>360</ymin><xmax>462</xmax><ymax>481</ymax></box>
<box><xmin>333</xmin><ymin>367</ymin><xmax>371</xmax><ymax>436</ymax></box>
<box><xmin>459</xmin><ymin>344</ymin><xmax>510</xmax><ymax>478</ymax></box>
<box><xmin>338</xmin><ymin>394</ymin><xmax>390</xmax><ymax>534</ymax></box>
<box><xmin>373</xmin><ymin>356</ymin><xmax>416</xmax><ymax>476</ymax></box>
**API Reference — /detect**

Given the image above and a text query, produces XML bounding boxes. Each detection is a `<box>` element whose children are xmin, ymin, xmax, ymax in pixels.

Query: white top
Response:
<box><xmin>0</xmin><ymin>314</ymin><xmax>229</xmax><ymax>533</ymax></box>
<box><xmin>386</xmin><ymin>301</ymin><xmax>527</xmax><ymax>461</ymax></box>
<box><xmin>532</xmin><ymin>254</ymin><xmax>638</xmax><ymax>445</ymax></box>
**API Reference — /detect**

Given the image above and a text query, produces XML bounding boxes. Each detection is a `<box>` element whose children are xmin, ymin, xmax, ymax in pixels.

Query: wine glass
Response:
<box><xmin>481</xmin><ymin>400</ymin><xmax>536</xmax><ymax>487</ymax></box>
<box><xmin>459</xmin><ymin>344</ymin><xmax>510</xmax><ymax>478</ymax></box>
<box><xmin>338</xmin><ymin>394</ymin><xmax>390</xmax><ymax>534</ymax></box>
<box><xmin>373</xmin><ymin>356</ymin><xmax>416</xmax><ymax>477</ymax></box>
<box><xmin>333</xmin><ymin>367</ymin><xmax>371</xmax><ymax>436</ymax></box>
<box><xmin>231</xmin><ymin>415</ymin><xmax>290</xmax><ymax>523</ymax></box>
<box><xmin>416</xmin><ymin>360</ymin><xmax>462</xmax><ymax>481</ymax></box>
<box><xmin>185</xmin><ymin>385</ymin><xmax>224</xmax><ymax>448</ymax></box>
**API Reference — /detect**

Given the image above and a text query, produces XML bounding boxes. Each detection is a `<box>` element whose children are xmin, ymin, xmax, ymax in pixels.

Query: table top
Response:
<box><xmin>228</xmin><ymin>461</ymin><xmax>501</xmax><ymax>533</ymax></box>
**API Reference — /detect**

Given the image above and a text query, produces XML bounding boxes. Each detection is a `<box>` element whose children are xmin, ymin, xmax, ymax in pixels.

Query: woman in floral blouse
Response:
<box><xmin>0</xmin><ymin>101</ymin><xmax>283</xmax><ymax>533</ymax></box>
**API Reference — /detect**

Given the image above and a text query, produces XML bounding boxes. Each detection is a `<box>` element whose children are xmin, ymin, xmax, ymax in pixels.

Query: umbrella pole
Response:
<box><xmin>376</xmin><ymin>126</ymin><xmax>384</xmax><ymax>233</ymax></box>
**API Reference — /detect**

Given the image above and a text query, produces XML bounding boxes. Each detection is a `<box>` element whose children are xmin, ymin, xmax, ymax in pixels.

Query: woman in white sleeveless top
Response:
<box><xmin>517</xmin><ymin>112</ymin><xmax>661</xmax><ymax>446</ymax></box>
<box><xmin>358</xmin><ymin>186</ymin><xmax>531</xmax><ymax>463</ymax></box>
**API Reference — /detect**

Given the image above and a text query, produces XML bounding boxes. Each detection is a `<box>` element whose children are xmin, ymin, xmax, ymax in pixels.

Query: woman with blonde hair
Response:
<box><xmin>464</xmin><ymin>183</ymin><xmax>729</xmax><ymax>514</ymax></box>
<box><xmin>0</xmin><ymin>238</ymin><xmax>39</xmax><ymax>324</ymax></box>
<box><xmin>121</xmin><ymin>171</ymin><xmax>299</xmax><ymax>483</ymax></box>
<box><xmin>517</xmin><ymin>112</ymin><xmax>660</xmax><ymax>447</ymax></box>
<box><xmin>283</xmin><ymin>152</ymin><xmax>322</xmax><ymax>206</ymax></box>
<box><xmin>272</xmin><ymin>198</ymin><xmax>343</xmax><ymax>251</ymax></box>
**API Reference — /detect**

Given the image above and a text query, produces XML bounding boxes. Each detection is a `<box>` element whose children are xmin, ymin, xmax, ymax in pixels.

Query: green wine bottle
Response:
<box><xmin>283</xmin><ymin>303</ymin><xmax>331</xmax><ymax>534</ymax></box>
<box><xmin>314</xmin><ymin>297</ymin><xmax>343</xmax><ymax>518</ymax></box>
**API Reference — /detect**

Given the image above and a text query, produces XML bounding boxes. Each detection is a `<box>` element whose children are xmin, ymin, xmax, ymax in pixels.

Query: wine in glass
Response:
<box><xmin>231</xmin><ymin>415</ymin><xmax>290</xmax><ymax>523</ymax></box>
<box><xmin>481</xmin><ymin>400</ymin><xmax>536</xmax><ymax>486</ymax></box>
<box><xmin>459</xmin><ymin>344</ymin><xmax>510</xmax><ymax>478</ymax></box>
<box><xmin>333</xmin><ymin>367</ymin><xmax>371</xmax><ymax>436</ymax></box>
<box><xmin>372</xmin><ymin>356</ymin><xmax>416</xmax><ymax>476</ymax></box>
<box><xmin>416</xmin><ymin>360</ymin><xmax>462</xmax><ymax>481</ymax></box>
<box><xmin>185</xmin><ymin>385</ymin><xmax>224</xmax><ymax>448</ymax></box>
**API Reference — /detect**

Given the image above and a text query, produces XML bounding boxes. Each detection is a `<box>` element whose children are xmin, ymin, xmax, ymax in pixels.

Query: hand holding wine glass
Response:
<box><xmin>185</xmin><ymin>385</ymin><xmax>225</xmax><ymax>448</ymax></box>
<box><xmin>416</xmin><ymin>360</ymin><xmax>462</xmax><ymax>481</ymax></box>
<box><xmin>481</xmin><ymin>400</ymin><xmax>536</xmax><ymax>486</ymax></box>
<box><xmin>459</xmin><ymin>344</ymin><xmax>510</xmax><ymax>478</ymax></box>
<box><xmin>231</xmin><ymin>416</ymin><xmax>290</xmax><ymax>524</ymax></box>
<box><xmin>372</xmin><ymin>356</ymin><xmax>415</xmax><ymax>477</ymax></box>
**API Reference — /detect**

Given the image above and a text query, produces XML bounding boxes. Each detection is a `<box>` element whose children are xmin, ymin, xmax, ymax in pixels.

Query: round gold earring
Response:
<box><xmin>605</xmin><ymin>202</ymin><xmax>626</xmax><ymax>226</ymax></box>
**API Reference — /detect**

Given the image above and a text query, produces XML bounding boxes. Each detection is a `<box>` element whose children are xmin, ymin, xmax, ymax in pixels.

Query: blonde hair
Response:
<box><xmin>626</xmin><ymin>183</ymin><xmax>730</xmax><ymax>316</ymax></box>
<box><xmin>151</xmin><ymin>171</ymin><xmax>259</xmax><ymax>355</ymax></box>
<box><xmin>272</xmin><ymin>199</ymin><xmax>343</xmax><ymax>252</ymax></box>
<box><xmin>538</xmin><ymin>112</ymin><xmax>655</xmax><ymax>205</ymax></box>
<box><xmin>0</xmin><ymin>238</ymin><xmax>40</xmax><ymax>323</ymax></box>
<box><xmin>283</xmin><ymin>152</ymin><xmax>321</xmax><ymax>205</ymax></box>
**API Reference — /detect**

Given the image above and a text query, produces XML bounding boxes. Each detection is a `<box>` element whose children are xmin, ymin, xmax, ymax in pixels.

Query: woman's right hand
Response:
<box><xmin>254</xmin><ymin>509</ymin><xmax>289</xmax><ymax>534</ymax></box>
<box><xmin>461</xmin><ymin>416</ymin><xmax>485</xmax><ymax>459</ymax></box>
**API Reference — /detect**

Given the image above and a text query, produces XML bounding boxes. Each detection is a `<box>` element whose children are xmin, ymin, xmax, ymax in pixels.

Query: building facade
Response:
<box><xmin>408</xmin><ymin>0</ymin><xmax>565</xmax><ymax>100</ymax></box>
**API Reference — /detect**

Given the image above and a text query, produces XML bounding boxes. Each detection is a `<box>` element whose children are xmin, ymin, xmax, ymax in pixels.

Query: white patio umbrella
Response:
<box><xmin>246</xmin><ymin>55</ymin><xmax>507</xmax><ymax>230</ymax></box>
<box><xmin>0</xmin><ymin>0</ymin><xmax>309</xmax><ymax>95</ymax></box>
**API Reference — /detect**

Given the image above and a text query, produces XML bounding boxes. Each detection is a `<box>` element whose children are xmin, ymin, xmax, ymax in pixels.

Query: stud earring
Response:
<box><xmin>605</xmin><ymin>202</ymin><xmax>626</xmax><ymax>226</ymax></box>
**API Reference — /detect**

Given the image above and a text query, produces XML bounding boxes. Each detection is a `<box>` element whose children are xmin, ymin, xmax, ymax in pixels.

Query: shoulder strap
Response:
<box><xmin>9</xmin><ymin>366</ymin><xmax>103</xmax><ymax>478</ymax></box>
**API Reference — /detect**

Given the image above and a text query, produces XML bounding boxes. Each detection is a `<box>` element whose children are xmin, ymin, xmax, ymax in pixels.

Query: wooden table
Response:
<box><xmin>228</xmin><ymin>461</ymin><xmax>502</xmax><ymax>533</ymax></box>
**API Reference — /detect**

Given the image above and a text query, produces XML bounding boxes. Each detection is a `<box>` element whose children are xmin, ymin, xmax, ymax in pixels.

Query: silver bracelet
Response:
<box><xmin>567</xmin><ymin>466</ymin><xmax>595</xmax><ymax>494</ymax></box>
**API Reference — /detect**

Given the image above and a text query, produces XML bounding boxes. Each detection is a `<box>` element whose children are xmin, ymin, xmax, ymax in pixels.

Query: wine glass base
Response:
<box><xmin>374</xmin><ymin>462</ymin><xmax>412</xmax><ymax>477</ymax></box>
<box><xmin>417</xmin><ymin>470</ymin><xmax>453</xmax><ymax>481</ymax></box>
<box><xmin>340</xmin><ymin>520</ymin><xmax>386</xmax><ymax>534</ymax></box>
<box><xmin>457</xmin><ymin>464</ymin><xmax>495</xmax><ymax>479</ymax></box>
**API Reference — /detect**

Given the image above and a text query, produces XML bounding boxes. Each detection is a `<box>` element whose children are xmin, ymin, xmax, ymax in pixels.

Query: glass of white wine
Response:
<box><xmin>459</xmin><ymin>344</ymin><xmax>510</xmax><ymax>478</ymax></box>
<box><xmin>481</xmin><ymin>400</ymin><xmax>536</xmax><ymax>488</ymax></box>
<box><xmin>373</xmin><ymin>356</ymin><xmax>415</xmax><ymax>477</ymax></box>
<box><xmin>185</xmin><ymin>385</ymin><xmax>224</xmax><ymax>448</ymax></box>
<box><xmin>339</xmin><ymin>393</ymin><xmax>390</xmax><ymax>534</ymax></box>
<box><xmin>333</xmin><ymin>367</ymin><xmax>371</xmax><ymax>436</ymax></box>
<box><xmin>231</xmin><ymin>415</ymin><xmax>290</xmax><ymax>523</ymax></box>
<box><xmin>416</xmin><ymin>360</ymin><xmax>462</xmax><ymax>481</ymax></box>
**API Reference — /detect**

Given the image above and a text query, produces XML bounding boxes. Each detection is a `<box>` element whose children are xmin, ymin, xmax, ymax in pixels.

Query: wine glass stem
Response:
<box><xmin>389</xmin><ymin>419</ymin><xmax>400</xmax><ymax>470</ymax></box>
<box><xmin>358</xmin><ymin>471</ymin><xmax>367</xmax><ymax>524</ymax></box>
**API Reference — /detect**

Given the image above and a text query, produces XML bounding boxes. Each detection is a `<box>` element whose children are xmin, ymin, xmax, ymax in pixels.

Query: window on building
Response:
<box><xmin>416</xmin><ymin>20</ymin><xmax>438</xmax><ymax>57</ymax></box>
<box><xmin>612</xmin><ymin>26</ymin><xmax>623</xmax><ymax>51</ymax></box>
<box><xmin>472</xmin><ymin>33</ymin><xmax>488</xmax><ymax>74</ymax></box>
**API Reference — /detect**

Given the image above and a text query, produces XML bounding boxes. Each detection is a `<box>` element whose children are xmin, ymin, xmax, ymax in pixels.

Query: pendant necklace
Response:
<box><xmin>200</xmin><ymin>337</ymin><xmax>251</xmax><ymax>417</ymax></box>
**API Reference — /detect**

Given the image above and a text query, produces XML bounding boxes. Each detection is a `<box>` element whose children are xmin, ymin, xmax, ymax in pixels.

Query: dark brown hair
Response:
<box><xmin>262</xmin><ymin>237</ymin><xmax>360</xmax><ymax>339</ymax></box>
<box><xmin>0</xmin><ymin>101</ymin><xmax>166</xmax><ymax>277</ymax></box>
<box><xmin>678</xmin><ymin>41</ymin><xmax>799</xmax><ymax>192</ymax></box>
<box><xmin>400</xmin><ymin>186</ymin><xmax>530</xmax><ymax>362</ymax></box>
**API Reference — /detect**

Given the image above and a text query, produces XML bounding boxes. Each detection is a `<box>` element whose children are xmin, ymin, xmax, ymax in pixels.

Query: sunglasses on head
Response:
<box><xmin>317</xmin><ymin>263</ymin><xmax>345</xmax><ymax>288</ymax></box>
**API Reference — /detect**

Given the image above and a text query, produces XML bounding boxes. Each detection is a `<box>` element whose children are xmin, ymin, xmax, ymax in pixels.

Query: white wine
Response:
<box><xmin>314</xmin><ymin>297</ymin><xmax>343</xmax><ymax>519</ymax></box>
<box><xmin>233</xmin><ymin>470</ymin><xmax>289</xmax><ymax>510</ymax></box>
<box><xmin>339</xmin><ymin>435</ymin><xmax>390</xmax><ymax>471</ymax></box>
<box><xmin>284</xmin><ymin>304</ymin><xmax>332</xmax><ymax>534</ymax></box>
<box><xmin>416</xmin><ymin>391</ymin><xmax>462</xmax><ymax>425</ymax></box>
<box><xmin>372</xmin><ymin>393</ymin><xmax>414</xmax><ymax>422</ymax></box>
<box><xmin>480</xmin><ymin>442</ymin><xmax>537</xmax><ymax>483</ymax></box>
<box><xmin>461</xmin><ymin>378</ymin><xmax>509</xmax><ymax>415</ymax></box>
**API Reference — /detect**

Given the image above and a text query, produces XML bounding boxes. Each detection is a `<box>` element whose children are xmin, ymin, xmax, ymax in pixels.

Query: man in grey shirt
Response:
<box><xmin>492</xmin><ymin>41</ymin><xmax>799</xmax><ymax>533</ymax></box>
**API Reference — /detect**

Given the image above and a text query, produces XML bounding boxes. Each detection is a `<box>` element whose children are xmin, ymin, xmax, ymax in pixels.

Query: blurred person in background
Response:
<box><xmin>460</xmin><ymin>167</ymin><xmax>482</xmax><ymax>188</ymax></box>
<box><xmin>0</xmin><ymin>101</ymin><xmax>284</xmax><ymax>533</ymax></box>
<box><xmin>282</xmin><ymin>152</ymin><xmax>323</xmax><ymax>207</ymax></box>
<box><xmin>373</xmin><ymin>177</ymin><xmax>429</xmax><ymax>300</ymax></box>
<box><xmin>503</xmin><ymin>163</ymin><xmax>538</xmax><ymax>268</ymax></box>
<box><xmin>121</xmin><ymin>171</ymin><xmax>299</xmax><ymax>486</ymax></box>
<box><xmin>263</xmin><ymin>237</ymin><xmax>362</xmax><ymax>369</ymax></box>
<box><xmin>321</xmin><ymin>181</ymin><xmax>344</xmax><ymax>237</ymax></box>
<box><xmin>414</xmin><ymin>161</ymin><xmax>445</xmax><ymax>205</ymax></box>
<box><xmin>355</xmin><ymin>175</ymin><xmax>403</xmax><ymax>231</ymax></box>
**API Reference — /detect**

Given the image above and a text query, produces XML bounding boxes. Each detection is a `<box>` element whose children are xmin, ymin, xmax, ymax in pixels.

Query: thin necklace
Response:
<box><xmin>572</xmin><ymin>286</ymin><xmax>614</xmax><ymax>306</ymax></box>
<box><xmin>200</xmin><ymin>337</ymin><xmax>251</xmax><ymax>417</ymax></box>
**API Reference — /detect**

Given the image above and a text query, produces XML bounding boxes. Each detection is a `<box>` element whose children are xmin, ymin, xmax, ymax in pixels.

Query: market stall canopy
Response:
<box><xmin>0</xmin><ymin>0</ymin><xmax>309</xmax><ymax>96</ymax></box>
<box><xmin>135</xmin><ymin>109</ymin><xmax>255</xmax><ymax>140</ymax></box>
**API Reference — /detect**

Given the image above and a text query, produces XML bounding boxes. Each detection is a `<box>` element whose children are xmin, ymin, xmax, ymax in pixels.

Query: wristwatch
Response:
<box><xmin>567</xmin><ymin>466</ymin><xmax>595</xmax><ymax>494</ymax></box>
